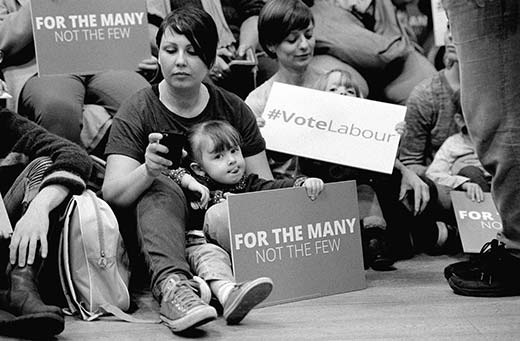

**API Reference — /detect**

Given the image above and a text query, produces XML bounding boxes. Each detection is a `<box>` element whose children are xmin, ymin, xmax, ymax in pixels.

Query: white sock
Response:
<box><xmin>210</xmin><ymin>280</ymin><xmax>235</xmax><ymax>305</ymax></box>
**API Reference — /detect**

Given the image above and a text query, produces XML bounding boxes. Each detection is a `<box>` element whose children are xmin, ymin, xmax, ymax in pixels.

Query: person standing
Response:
<box><xmin>443</xmin><ymin>0</ymin><xmax>520</xmax><ymax>296</ymax></box>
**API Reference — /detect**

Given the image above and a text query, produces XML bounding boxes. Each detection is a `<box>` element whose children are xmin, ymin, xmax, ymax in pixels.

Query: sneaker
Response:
<box><xmin>223</xmin><ymin>277</ymin><xmax>273</xmax><ymax>325</ymax></box>
<box><xmin>446</xmin><ymin>239</ymin><xmax>520</xmax><ymax>297</ymax></box>
<box><xmin>159</xmin><ymin>277</ymin><xmax>217</xmax><ymax>332</ymax></box>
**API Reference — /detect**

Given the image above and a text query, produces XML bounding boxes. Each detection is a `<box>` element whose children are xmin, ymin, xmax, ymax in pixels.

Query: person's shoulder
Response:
<box><xmin>207</xmin><ymin>82</ymin><xmax>244</xmax><ymax>104</ymax></box>
<box><xmin>248</xmin><ymin>77</ymin><xmax>275</xmax><ymax>99</ymax></box>
<box><xmin>116</xmin><ymin>85</ymin><xmax>154</xmax><ymax>116</ymax></box>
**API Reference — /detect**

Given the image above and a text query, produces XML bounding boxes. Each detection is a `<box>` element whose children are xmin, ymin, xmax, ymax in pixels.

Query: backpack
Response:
<box><xmin>58</xmin><ymin>190</ymin><xmax>153</xmax><ymax>322</ymax></box>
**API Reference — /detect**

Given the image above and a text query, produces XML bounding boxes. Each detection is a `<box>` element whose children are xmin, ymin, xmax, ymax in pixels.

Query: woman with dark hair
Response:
<box><xmin>247</xmin><ymin>0</ymin><xmax>453</xmax><ymax>262</ymax></box>
<box><xmin>102</xmin><ymin>6</ymin><xmax>272</xmax><ymax>332</ymax></box>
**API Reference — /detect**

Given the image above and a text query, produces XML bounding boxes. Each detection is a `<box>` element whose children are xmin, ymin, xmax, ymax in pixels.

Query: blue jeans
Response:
<box><xmin>134</xmin><ymin>176</ymin><xmax>194</xmax><ymax>300</ymax></box>
<box><xmin>19</xmin><ymin>71</ymin><xmax>149</xmax><ymax>145</ymax></box>
<box><xmin>186</xmin><ymin>231</ymin><xmax>234</xmax><ymax>283</ymax></box>
<box><xmin>444</xmin><ymin>0</ymin><xmax>520</xmax><ymax>248</ymax></box>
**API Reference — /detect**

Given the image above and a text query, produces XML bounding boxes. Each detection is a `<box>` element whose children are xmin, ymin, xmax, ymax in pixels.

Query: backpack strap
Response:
<box><xmin>100</xmin><ymin>304</ymin><xmax>160</xmax><ymax>324</ymax></box>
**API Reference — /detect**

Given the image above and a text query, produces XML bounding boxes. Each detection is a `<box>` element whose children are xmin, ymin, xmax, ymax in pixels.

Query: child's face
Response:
<box><xmin>197</xmin><ymin>139</ymin><xmax>246</xmax><ymax>185</ymax></box>
<box><xmin>325</xmin><ymin>72</ymin><xmax>358</xmax><ymax>97</ymax></box>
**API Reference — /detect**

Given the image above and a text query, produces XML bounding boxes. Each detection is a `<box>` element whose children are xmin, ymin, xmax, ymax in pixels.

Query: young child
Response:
<box><xmin>167</xmin><ymin>120</ymin><xmax>324</xmax><ymax>325</ymax></box>
<box><xmin>426</xmin><ymin>91</ymin><xmax>491</xmax><ymax>202</ymax></box>
<box><xmin>297</xmin><ymin>68</ymin><xmax>397</xmax><ymax>270</ymax></box>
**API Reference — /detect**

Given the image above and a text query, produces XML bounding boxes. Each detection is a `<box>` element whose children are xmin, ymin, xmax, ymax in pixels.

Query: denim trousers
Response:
<box><xmin>19</xmin><ymin>71</ymin><xmax>149</xmax><ymax>145</ymax></box>
<box><xmin>135</xmin><ymin>176</ymin><xmax>194</xmax><ymax>300</ymax></box>
<box><xmin>186</xmin><ymin>231</ymin><xmax>235</xmax><ymax>283</ymax></box>
<box><xmin>444</xmin><ymin>0</ymin><xmax>520</xmax><ymax>248</ymax></box>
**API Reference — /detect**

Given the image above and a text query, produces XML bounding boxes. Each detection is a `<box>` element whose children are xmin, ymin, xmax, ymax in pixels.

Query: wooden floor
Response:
<box><xmin>6</xmin><ymin>254</ymin><xmax>520</xmax><ymax>340</ymax></box>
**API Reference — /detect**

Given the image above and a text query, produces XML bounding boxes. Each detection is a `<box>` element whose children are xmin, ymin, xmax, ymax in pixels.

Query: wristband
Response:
<box><xmin>167</xmin><ymin>167</ymin><xmax>188</xmax><ymax>186</ymax></box>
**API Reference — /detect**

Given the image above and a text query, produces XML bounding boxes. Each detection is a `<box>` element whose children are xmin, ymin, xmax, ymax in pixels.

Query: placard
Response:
<box><xmin>227</xmin><ymin>181</ymin><xmax>366</xmax><ymax>306</ymax></box>
<box><xmin>260</xmin><ymin>82</ymin><xmax>405</xmax><ymax>174</ymax></box>
<box><xmin>30</xmin><ymin>0</ymin><xmax>150</xmax><ymax>76</ymax></box>
<box><xmin>451</xmin><ymin>191</ymin><xmax>502</xmax><ymax>253</ymax></box>
<box><xmin>431</xmin><ymin>0</ymin><xmax>448</xmax><ymax>46</ymax></box>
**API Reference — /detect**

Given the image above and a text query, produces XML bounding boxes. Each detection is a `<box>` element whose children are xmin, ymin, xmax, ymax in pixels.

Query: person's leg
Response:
<box><xmin>186</xmin><ymin>238</ymin><xmax>273</xmax><ymax>325</ymax></box>
<box><xmin>443</xmin><ymin>0</ymin><xmax>520</xmax><ymax>296</ymax></box>
<box><xmin>135</xmin><ymin>176</ymin><xmax>192</xmax><ymax>298</ymax></box>
<box><xmin>19</xmin><ymin>74</ymin><xmax>86</xmax><ymax>145</ymax></box>
<box><xmin>0</xmin><ymin>157</ymin><xmax>64</xmax><ymax>338</ymax></box>
<box><xmin>84</xmin><ymin>70</ymin><xmax>149</xmax><ymax>117</ymax></box>
<box><xmin>203</xmin><ymin>202</ymin><xmax>232</xmax><ymax>255</ymax></box>
<box><xmin>457</xmin><ymin>165</ymin><xmax>491</xmax><ymax>192</ymax></box>
<box><xmin>135</xmin><ymin>176</ymin><xmax>217</xmax><ymax>331</ymax></box>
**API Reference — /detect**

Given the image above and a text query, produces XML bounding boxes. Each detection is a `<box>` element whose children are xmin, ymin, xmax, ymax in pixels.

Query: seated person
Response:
<box><xmin>399</xmin><ymin>21</ymin><xmax>460</xmax><ymax>211</ymax></box>
<box><xmin>170</xmin><ymin>120</ymin><xmax>323</xmax><ymax>324</ymax></box>
<box><xmin>298</xmin><ymin>69</ymin><xmax>396</xmax><ymax>270</ymax></box>
<box><xmin>165</xmin><ymin>0</ymin><xmax>278</xmax><ymax>99</ymax></box>
<box><xmin>0</xmin><ymin>0</ymin><xmax>152</xmax><ymax>150</ymax></box>
<box><xmin>426</xmin><ymin>93</ymin><xmax>491</xmax><ymax>202</ymax></box>
<box><xmin>310</xmin><ymin>0</ymin><xmax>436</xmax><ymax>104</ymax></box>
<box><xmin>0</xmin><ymin>108</ymin><xmax>92</xmax><ymax>339</ymax></box>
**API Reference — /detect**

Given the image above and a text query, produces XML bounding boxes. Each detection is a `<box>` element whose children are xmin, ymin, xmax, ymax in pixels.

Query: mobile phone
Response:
<box><xmin>159</xmin><ymin>131</ymin><xmax>185</xmax><ymax>169</ymax></box>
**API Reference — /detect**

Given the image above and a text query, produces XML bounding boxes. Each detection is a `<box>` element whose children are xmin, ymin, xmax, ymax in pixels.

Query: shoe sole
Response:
<box><xmin>448</xmin><ymin>276</ymin><xmax>520</xmax><ymax>297</ymax></box>
<box><xmin>160</xmin><ymin>305</ymin><xmax>217</xmax><ymax>332</ymax></box>
<box><xmin>224</xmin><ymin>277</ymin><xmax>273</xmax><ymax>325</ymax></box>
<box><xmin>0</xmin><ymin>312</ymin><xmax>64</xmax><ymax>338</ymax></box>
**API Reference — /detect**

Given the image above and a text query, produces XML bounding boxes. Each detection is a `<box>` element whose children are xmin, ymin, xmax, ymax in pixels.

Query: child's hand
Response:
<box><xmin>461</xmin><ymin>182</ymin><xmax>484</xmax><ymax>202</ymax></box>
<box><xmin>303</xmin><ymin>178</ymin><xmax>324</xmax><ymax>201</ymax></box>
<box><xmin>187</xmin><ymin>181</ymin><xmax>210</xmax><ymax>209</ymax></box>
<box><xmin>395</xmin><ymin>121</ymin><xmax>407</xmax><ymax>135</ymax></box>
<box><xmin>256</xmin><ymin>116</ymin><xmax>266</xmax><ymax>128</ymax></box>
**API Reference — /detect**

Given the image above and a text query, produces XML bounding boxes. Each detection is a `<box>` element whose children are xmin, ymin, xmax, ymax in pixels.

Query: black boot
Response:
<box><xmin>0</xmin><ymin>263</ymin><xmax>64</xmax><ymax>338</ymax></box>
<box><xmin>361</xmin><ymin>226</ymin><xmax>396</xmax><ymax>271</ymax></box>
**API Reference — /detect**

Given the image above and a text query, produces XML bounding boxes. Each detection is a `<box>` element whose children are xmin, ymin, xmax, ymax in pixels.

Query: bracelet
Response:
<box><xmin>167</xmin><ymin>167</ymin><xmax>188</xmax><ymax>186</ymax></box>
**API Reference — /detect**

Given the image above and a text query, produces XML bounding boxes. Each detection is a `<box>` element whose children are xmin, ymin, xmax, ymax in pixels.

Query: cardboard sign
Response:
<box><xmin>451</xmin><ymin>191</ymin><xmax>502</xmax><ymax>253</ymax></box>
<box><xmin>0</xmin><ymin>193</ymin><xmax>13</xmax><ymax>236</ymax></box>
<box><xmin>30</xmin><ymin>0</ymin><xmax>150</xmax><ymax>75</ymax></box>
<box><xmin>260</xmin><ymin>82</ymin><xmax>405</xmax><ymax>174</ymax></box>
<box><xmin>431</xmin><ymin>0</ymin><xmax>448</xmax><ymax>46</ymax></box>
<box><xmin>227</xmin><ymin>181</ymin><xmax>366</xmax><ymax>306</ymax></box>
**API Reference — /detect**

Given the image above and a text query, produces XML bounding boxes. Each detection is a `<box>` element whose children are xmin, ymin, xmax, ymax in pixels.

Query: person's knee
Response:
<box><xmin>457</xmin><ymin>165</ymin><xmax>482</xmax><ymax>179</ymax></box>
<box><xmin>36</xmin><ymin>99</ymin><xmax>82</xmax><ymax>142</ymax></box>
<box><xmin>203</xmin><ymin>203</ymin><xmax>231</xmax><ymax>253</ymax></box>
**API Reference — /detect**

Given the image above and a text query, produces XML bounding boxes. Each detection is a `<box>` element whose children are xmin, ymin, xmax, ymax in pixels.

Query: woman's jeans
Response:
<box><xmin>135</xmin><ymin>176</ymin><xmax>194</xmax><ymax>300</ymax></box>
<box><xmin>444</xmin><ymin>0</ymin><xmax>520</xmax><ymax>249</ymax></box>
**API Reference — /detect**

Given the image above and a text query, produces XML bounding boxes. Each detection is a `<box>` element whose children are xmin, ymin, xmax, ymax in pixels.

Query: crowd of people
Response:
<box><xmin>1</xmin><ymin>0</ymin><xmax>519</xmax><ymax>338</ymax></box>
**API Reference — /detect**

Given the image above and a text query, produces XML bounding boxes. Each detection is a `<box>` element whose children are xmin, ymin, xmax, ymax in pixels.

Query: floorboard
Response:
<box><xmin>4</xmin><ymin>254</ymin><xmax>520</xmax><ymax>340</ymax></box>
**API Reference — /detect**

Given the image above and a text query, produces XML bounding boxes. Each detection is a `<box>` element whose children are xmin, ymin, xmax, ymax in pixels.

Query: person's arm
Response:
<box><xmin>0</xmin><ymin>1</ymin><xmax>34</xmax><ymax>64</ymax></box>
<box><xmin>102</xmin><ymin>132</ymin><xmax>172</xmax><ymax>207</ymax></box>
<box><xmin>1</xmin><ymin>109</ymin><xmax>91</xmax><ymax>193</ymax></box>
<box><xmin>245</xmin><ymin>151</ymin><xmax>273</xmax><ymax>180</ymax></box>
<box><xmin>9</xmin><ymin>184</ymin><xmax>68</xmax><ymax>267</ymax></box>
<box><xmin>237</xmin><ymin>15</ymin><xmax>259</xmax><ymax>57</ymax></box>
<box><xmin>395</xmin><ymin>159</ymin><xmax>430</xmax><ymax>215</ymax></box>
<box><xmin>425</xmin><ymin>139</ymin><xmax>469</xmax><ymax>189</ymax></box>
<box><xmin>398</xmin><ymin>85</ymin><xmax>434</xmax><ymax>175</ymax></box>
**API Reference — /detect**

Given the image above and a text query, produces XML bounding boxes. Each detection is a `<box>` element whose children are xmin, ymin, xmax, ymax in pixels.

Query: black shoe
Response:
<box><xmin>362</xmin><ymin>227</ymin><xmax>396</xmax><ymax>271</ymax></box>
<box><xmin>446</xmin><ymin>239</ymin><xmax>520</xmax><ymax>297</ymax></box>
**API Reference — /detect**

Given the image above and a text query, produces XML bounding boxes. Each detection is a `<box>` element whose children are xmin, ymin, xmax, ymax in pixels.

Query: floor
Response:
<box><xmin>5</xmin><ymin>253</ymin><xmax>520</xmax><ymax>340</ymax></box>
